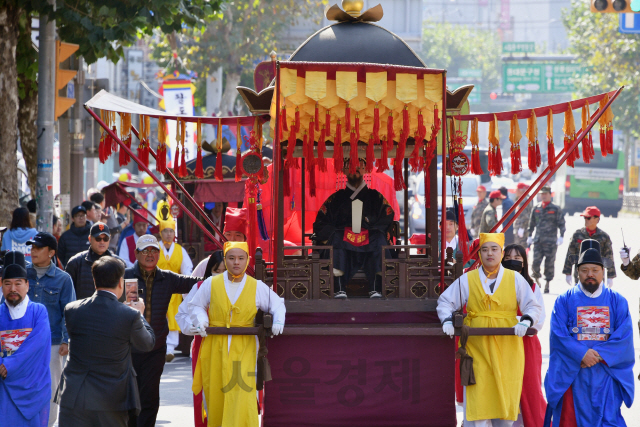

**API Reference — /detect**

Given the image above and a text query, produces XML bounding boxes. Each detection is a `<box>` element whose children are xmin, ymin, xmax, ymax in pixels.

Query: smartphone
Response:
<box><xmin>125</xmin><ymin>279</ymin><xmax>139</xmax><ymax>303</ymax></box>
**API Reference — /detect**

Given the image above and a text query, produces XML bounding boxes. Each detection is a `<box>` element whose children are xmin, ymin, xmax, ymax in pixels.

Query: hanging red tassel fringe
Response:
<box><xmin>138</xmin><ymin>144</ymin><xmax>149</xmax><ymax>169</ymax></box>
<box><xmin>283</xmin><ymin>167</ymin><xmax>291</xmax><ymax>198</ymax></box>
<box><xmin>376</xmin><ymin>137</ymin><xmax>389</xmax><ymax>172</ymax></box>
<box><xmin>565</xmin><ymin>137</ymin><xmax>575</xmax><ymax>168</ymax></box>
<box><xmin>195</xmin><ymin>148</ymin><xmax>204</xmax><ymax>178</ymax></box>
<box><xmin>471</xmin><ymin>147</ymin><xmax>483</xmax><ymax>175</ymax></box>
<box><xmin>527</xmin><ymin>141</ymin><xmax>537</xmax><ymax>173</ymax></box>
<box><xmin>547</xmin><ymin>139</ymin><xmax>556</xmax><ymax>169</ymax></box>
<box><xmin>333</xmin><ymin>120</ymin><xmax>343</xmax><ymax>174</ymax></box>
<box><xmin>294</xmin><ymin>108</ymin><xmax>300</xmax><ymax>132</ymax></box>
<box><xmin>180</xmin><ymin>147</ymin><xmax>187</xmax><ymax>177</ymax></box>
<box><xmin>606</xmin><ymin>126</ymin><xmax>613</xmax><ymax>155</ymax></box>
<box><xmin>535</xmin><ymin>140</ymin><xmax>541</xmax><ymax>168</ymax></box>
<box><xmin>156</xmin><ymin>144</ymin><xmax>167</xmax><ymax>174</ymax></box>
<box><xmin>286</xmin><ymin>124</ymin><xmax>297</xmax><ymax>169</ymax></box>
<box><xmin>345</xmin><ymin>104</ymin><xmax>351</xmax><ymax>133</ymax></box>
<box><xmin>119</xmin><ymin>136</ymin><xmax>131</xmax><ymax>167</ymax></box>
<box><xmin>173</xmin><ymin>145</ymin><xmax>181</xmax><ymax>176</ymax></box>
<box><xmin>600</xmin><ymin>128</ymin><xmax>606</xmax><ymax>157</ymax></box>
<box><xmin>511</xmin><ymin>144</ymin><xmax>521</xmax><ymax>175</ymax></box>
<box><xmin>349</xmin><ymin>130</ymin><xmax>358</xmax><ymax>174</ymax></box>
<box><xmin>457</xmin><ymin>197</ymin><xmax>469</xmax><ymax>260</ymax></box>
<box><xmin>215</xmin><ymin>150</ymin><xmax>223</xmax><ymax>181</ymax></box>
<box><xmin>235</xmin><ymin>147</ymin><xmax>242</xmax><ymax>181</ymax></box>
<box><xmin>318</xmin><ymin>126</ymin><xmax>327</xmax><ymax>172</ymax></box>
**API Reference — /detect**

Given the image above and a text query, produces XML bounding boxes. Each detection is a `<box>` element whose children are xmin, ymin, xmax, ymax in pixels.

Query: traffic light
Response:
<box><xmin>591</xmin><ymin>0</ymin><xmax>640</xmax><ymax>12</ymax></box>
<box><xmin>55</xmin><ymin>40</ymin><xmax>79</xmax><ymax>120</ymax></box>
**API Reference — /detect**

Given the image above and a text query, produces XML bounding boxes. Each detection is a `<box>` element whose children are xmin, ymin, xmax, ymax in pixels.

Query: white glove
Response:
<box><xmin>195</xmin><ymin>325</ymin><xmax>207</xmax><ymax>337</ymax></box>
<box><xmin>565</xmin><ymin>275</ymin><xmax>572</xmax><ymax>286</ymax></box>
<box><xmin>607</xmin><ymin>278</ymin><xmax>613</xmax><ymax>288</ymax></box>
<box><xmin>620</xmin><ymin>248</ymin><xmax>630</xmax><ymax>266</ymax></box>
<box><xmin>271</xmin><ymin>322</ymin><xmax>284</xmax><ymax>336</ymax></box>
<box><xmin>526</xmin><ymin>236</ymin><xmax>533</xmax><ymax>246</ymax></box>
<box><xmin>514</xmin><ymin>319</ymin><xmax>532</xmax><ymax>337</ymax></box>
<box><xmin>186</xmin><ymin>324</ymin><xmax>200</xmax><ymax>336</ymax></box>
<box><xmin>556</xmin><ymin>236</ymin><xmax>563</xmax><ymax>246</ymax></box>
<box><xmin>518</xmin><ymin>228</ymin><xmax>525</xmax><ymax>238</ymax></box>
<box><xmin>442</xmin><ymin>321</ymin><xmax>455</xmax><ymax>337</ymax></box>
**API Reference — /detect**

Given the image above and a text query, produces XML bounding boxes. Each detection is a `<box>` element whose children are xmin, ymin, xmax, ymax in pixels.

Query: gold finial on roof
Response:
<box><xmin>342</xmin><ymin>0</ymin><xmax>364</xmax><ymax>17</ymax></box>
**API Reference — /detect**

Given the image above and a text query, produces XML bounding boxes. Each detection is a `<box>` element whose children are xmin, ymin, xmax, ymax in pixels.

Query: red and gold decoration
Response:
<box><xmin>195</xmin><ymin>120</ymin><xmax>204</xmax><ymax>178</ymax></box>
<box><xmin>488</xmin><ymin>115</ymin><xmax>503</xmax><ymax>176</ymax></box>
<box><xmin>469</xmin><ymin>118</ymin><xmax>483</xmax><ymax>175</ymax></box>
<box><xmin>118</xmin><ymin>113</ymin><xmax>132</xmax><ymax>167</ymax></box>
<box><xmin>98</xmin><ymin>110</ymin><xmax>117</xmax><ymax>163</ymax></box>
<box><xmin>563</xmin><ymin>102</ymin><xmax>578</xmax><ymax>168</ymax></box>
<box><xmin>526</xmin><ymin>111</ymin><xmax>539</xmax><ymax>173</ymax></box>
<box><xmin>598</xmin><ymin>94</ymin><xmax>614</xmax><ymax>157</ymax></box>
<box><xmin>509</xmin><ymin>114</ymin><xmax>522</xmax><ymax>175</ymax></box>
<box><xmin>137</xmin><ymin>115</ymin><xmax>151</xmax><ymax>168</ymax></box>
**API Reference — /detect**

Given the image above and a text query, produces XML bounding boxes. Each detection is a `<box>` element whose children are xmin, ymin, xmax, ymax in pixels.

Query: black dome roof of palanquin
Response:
<box><xmin>289</xmin><ymin>22</ymin><xmax>425</xmax><ymax>68</ymax></box>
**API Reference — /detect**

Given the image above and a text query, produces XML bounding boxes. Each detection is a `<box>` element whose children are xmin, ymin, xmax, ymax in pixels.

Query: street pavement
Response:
<box><xmin>155</xmin><ymin>213</ymin><xmax>640</xmax><ymax>427</ymax></box>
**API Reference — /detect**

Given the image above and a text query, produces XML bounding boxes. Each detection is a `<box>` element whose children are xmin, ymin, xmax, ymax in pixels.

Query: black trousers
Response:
<box><xmin>60</xmin><ymin>406</ymin><xmax>128</xmax><ymax>427</ymax></box>
<box><xmin>128</xmin><ymin>345</ymin><xmax>167</xmax><ymax>427</ymax></box>
<box><xmin>333</xmin><ymin>248</ymin><xmax>382</xmax><ymax>292</ymax></box>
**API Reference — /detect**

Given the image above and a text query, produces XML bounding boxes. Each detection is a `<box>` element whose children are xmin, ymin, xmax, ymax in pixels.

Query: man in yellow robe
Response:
<box><xmin>437</xmin><ymin>233</ymin><xmax>543</xmax><ymax>427</ymax></box>
<box><xmin>189</xmin><ymin>241</ymin><xmax>285</xmax><ymax>427</ymax></box>
<box><xmin>157</xmin><ymin>217</ymin><xmax>194</xmax><ymax>362</ymax></box>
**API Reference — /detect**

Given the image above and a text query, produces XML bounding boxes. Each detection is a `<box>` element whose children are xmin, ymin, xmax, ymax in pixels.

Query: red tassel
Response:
<box><xmin>195</xmin><ymin>148</ymin><xmax>204</xmax><ymax>178</ymax></box>
<box><xmin>471</xmin><ymin>147</ymin><xmax>483</xmax><ymax>175</ymax></box>
<box><xmin>309</xmin><ymin>162</ymin><xmax>316</xmax><ymax>198</ymax></box>
<box><xmin>282</xmin><ymin>106</ymin><xmax>288</xmax><ymax>132</ymax></box>
<box><xmin>157</xmin><ymin>144</ymin><xmax>167</xmax><ymax>174</ymax></box>
<box><xmin>318</xmin><ymin>126</ymin><xmax>327</xmax><ymax>172</ymax></box>
<box><xmin>527</xmin><ymin>141</ymin><xmax>536</xmax><ymax>173</ymax></box>
<box><xmin>173</xmin><ymin>145</ymin><xmax>181</xmax><ymax>175</ymax></box>
<box><xmin>548</xmin><ymin>139</ymin><xmax>556</xmax><ymax>169</ymax></box>
<box><xmin>600</xmin><ymin>129</ymin><xmax>606</xmax><ymax>157</ymax></box>
<box><xmin>286</xmin><ymin>124</ymin><xmax>296</xmax><ymax>169</ymax></box>
<box><xmin>137</xmin><ymin>144</ymin><xmax>149</xmax><ymax>169</ymax></box>
<box><xmin>315</xmin><ymin>104</ymin><xmax>320</xmax><ymax>131</ymax></box>
<box><xmin>349</xmin><ymin>130</ymin><xmax>358</xmax><ymax>174</ymax></box>
<box><xmin>180</xmin><ymin>147</ymin><xmax>187</xmax><ymax>177</ymax></box>
<box><xmin>283</xmin><ymin>167</ymin><xmax>290</xmax><ymax>197</ymax></box>
<box><xmin>582</xmin><ymin>134</ymin><xmax>591</xmax><ymax>164</ymax></box>
<box><xmin>376</xmin><ymin>137</ymin><xmax>389</xmax><ymax>172</ymax></box>
<box><xmin>333</xmin><ymin>120</ymin><xmax>343</xmax><ymax>174</ymax></box>
<box><xmin>366</xmin><ymin>136</ymin><xmax>374</xmax><ymax>173</ymax></box>
<box><xmin>235</xmin><ymin>147</ymin><xmax>242</xmax><ymax>181</ymax></box>
<box><xmin>535</xmin><ymin>140</ymin><xmax>541</xmax><ymax>168</ymax></box>
<box><xmin>566</xmin><ymin>137</ymin><xmax>575</xmax><ymax>168</ymax></box>
<box><xmin>119</xmin><ymin>136</ymin><xmax>131</xmax><ymax>167</ymax></box>
<box><xmin>511</xmin><ymin>144</ymin><xmax>521</xmax><ymax>175</ymax></box>
<box><xmin>294</xmin><ymin>108</ymin><xmax>300</xmax><ymax>132</ymax></box>
<box><xmin>606</xmin><ymin>127</ymin><xmax>613</xmax><ymax>154</ymax></box>
<box><xmin>373</xmin><ymin>104</ymin><xmax>380</xmax><ymax>144</ymax></box>
<box><xmin>325</xmin><ymin>110</ymin><xmax>331</xmax><ymax>136</ymax></box>
<box><xmin>345</xmin><ymin>104</ymin><xmax>351</xmax><ymax>133</ymax></box>
<box><xmin>457</xmin><ymin>198</ymin><xmax>469</xmax><ymax>260</ymax></box>
<box><xmin>111</xmin><ymin>127</ymin><xmax>118</xmax><ymax>154</ymax></box>
<box><xmin>215</xmin><ymin>150</ymin><xmax>223</xmax><ymax>181</ymax></box>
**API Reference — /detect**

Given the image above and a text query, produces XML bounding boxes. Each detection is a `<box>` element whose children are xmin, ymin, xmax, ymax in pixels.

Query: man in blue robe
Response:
<box><xmin>544</xmin><ymin>239</ymin><xmax>634</xmax><ymax>427</ymax></box>
<box><xmin>0</xmin><ymin>251</ymin><xmax>52</xmax><ymax>426</ymax></box>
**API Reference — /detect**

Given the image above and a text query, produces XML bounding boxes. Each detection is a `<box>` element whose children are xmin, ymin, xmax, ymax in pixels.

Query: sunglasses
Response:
<box><xmin>584</xmin><ymin>216</ymin><xmax>599</xmax><ymax>220</ymax></box>
<box><xmin>138</xmin><ymin>248</ymin><xmax>160</xmax><ymax>255</ymax></box>
<box><xmin>93</xmin><ymin>235</ymin><xmax>110</xmax><ymax>242</ymax></box>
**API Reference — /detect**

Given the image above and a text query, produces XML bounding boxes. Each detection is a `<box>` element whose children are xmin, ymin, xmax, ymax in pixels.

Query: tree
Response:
<box><xmin>420</xmin><ymin>22</ymin><xmax>502</xmax><ymax>105</ymax></box>
<box><xmin>562</xmin><ymin>0</ymin><xmax>640</xmax><ymax>139</ymax></box>
<box><xmin>150</xmin><ymin>0</ymin><xmax>325</xmax><ymax>116</ymax></box>
<box><xmin>0</xmin><ymin>0</ymin><xmax>225</xmax><ymax>223</ymax></box>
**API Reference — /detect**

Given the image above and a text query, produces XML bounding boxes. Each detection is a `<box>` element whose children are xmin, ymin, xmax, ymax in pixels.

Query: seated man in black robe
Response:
<box><xmin>312</xmin><ymin>158</ymin><xmax>395</xmax><ymax>299</ymax></box>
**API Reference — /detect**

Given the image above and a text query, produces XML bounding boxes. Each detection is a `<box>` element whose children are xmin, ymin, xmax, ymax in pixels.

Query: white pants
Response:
<box><xmin>463</xmin><ymin>387</ymin><xmax>515</xmax><ymax>427</ymax></box>
<box><xmin>49</xmin><ymin>345</ymin><xmax>67</xmax><ymax>427</ymax></box>
<box><xmin>166</xmin><ymin>331</ymin><xmax>179</xmax><ymax>354</ymax></box>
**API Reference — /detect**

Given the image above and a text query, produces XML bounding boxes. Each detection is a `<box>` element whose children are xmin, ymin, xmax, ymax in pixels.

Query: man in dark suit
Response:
<box><xmin>56</xmin><ymin>256</ymin><xmax>155</xmax><ymax>427</ymax></box>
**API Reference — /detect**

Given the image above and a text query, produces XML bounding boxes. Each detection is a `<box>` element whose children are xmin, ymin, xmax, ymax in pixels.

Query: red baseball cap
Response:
<box><xmin>489</xmin><ymin>190</ymin><xmax>506</xmax><ymax>199</ymax></box>
<box><xmin>516</xmin><ymin>182</ymin><xmax>530</xmax><ymax>190</ymax></box>
<box><xmin>477</xmin><ymin>185</ymin><xmax>487</xmax><ymax>192</ymax></box>
<box><xmin>580</xmin><ymin>206</ymin><xmax>601</xmax><ymax>217</ymax></box>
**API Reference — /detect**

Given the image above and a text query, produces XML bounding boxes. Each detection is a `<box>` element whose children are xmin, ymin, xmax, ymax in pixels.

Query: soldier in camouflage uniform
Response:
<box><xmin>479</xmin><ymin>190</ymin><xmax>505</xmax><ymax>234</ymax></box>
<box><xmin>562</xmin><ymin>206</ymin><xmax>616</xmax><ymax>286</ymax></box>
<box><xmin>620</xmin><ymin>247</ymin><xmax>640</xmax><ymax>280</ymax></box>
<box><xmin>470</xmin><ymin>185</ymin><xmax>488</xmax><ymax>238</ymax></box>
<box><xmin>513</xmin><ymin>183</ymin><xmax>533</xmax><ymax>247</ymax></box>
<box><xmin>527</xmin><ymin>185</ymin><xmax>565</xmax><ymax>293</ymax></box>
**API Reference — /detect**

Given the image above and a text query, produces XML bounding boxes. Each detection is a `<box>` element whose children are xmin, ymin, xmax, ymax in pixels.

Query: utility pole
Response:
<box><xmin>36</xmin><ymin>7</ymin><xmax>56</xmax><ymax>233</ymax></box>
<box><xmin>70</xmin><ymin>55</ymin><xmax>85</xmax><ymax>207</ymax></box>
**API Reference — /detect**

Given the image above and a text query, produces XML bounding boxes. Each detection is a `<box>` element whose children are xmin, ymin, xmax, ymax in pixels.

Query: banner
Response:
<box><xmin>161</xmin><ymin>79</ymin><xmax>196</xmax><ymax>162</ymax></box>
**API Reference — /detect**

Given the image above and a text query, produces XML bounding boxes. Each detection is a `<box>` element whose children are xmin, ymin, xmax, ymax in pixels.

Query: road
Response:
<box><xmin>155</xmin><ymin>213</ymin><xmax>640</xmax><ymax>427</ymax></box>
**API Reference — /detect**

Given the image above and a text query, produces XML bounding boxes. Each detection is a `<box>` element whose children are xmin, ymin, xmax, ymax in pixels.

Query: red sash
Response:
<box><xmin>343</xmin><ymin>227</ymin><xmax>370</xmax><ymax>246</ymax></box>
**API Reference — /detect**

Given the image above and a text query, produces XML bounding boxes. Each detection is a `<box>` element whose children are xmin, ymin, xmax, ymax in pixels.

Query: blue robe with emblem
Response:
<box><xmin>0</xmin><ymin>301</ymin><xmax>51</xmax><ymax>426</ymax></box>
<box><xmin>544</xmin><ymin>285</ymin><xmax>634</xmax><ymax>427</ymax></box>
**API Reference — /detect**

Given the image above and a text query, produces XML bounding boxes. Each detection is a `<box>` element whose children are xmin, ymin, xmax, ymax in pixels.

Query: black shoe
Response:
<box><xmin>334</xmin><ymin>276</ymin><xmax>347</xmax><ymax>298</ymax></box>
<box><xmin>334</xmin><ymin>291</ymin><xmax>347</xmax><ymax>299</ymax></box>
<box><xmin>544</xmin><ymin>281</ymin><xmax>550</xmax><ymax>294</ymax></box>
<box><xmin>369</xmin><ymin>291</ymin><xmax>382</xmax><ymax>298</ymax></box>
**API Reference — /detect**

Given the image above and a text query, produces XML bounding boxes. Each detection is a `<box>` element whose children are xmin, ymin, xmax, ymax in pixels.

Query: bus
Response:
<box><xmin>555</xmin><ymin>149</ymin><xmax>624</xmax><ymax>217</ymax></box>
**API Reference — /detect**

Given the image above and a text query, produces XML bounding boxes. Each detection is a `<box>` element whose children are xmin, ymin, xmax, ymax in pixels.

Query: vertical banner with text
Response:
<box><xmin>161</xmin><ymin>79</ymin><xmax>197</xmax><ymax>163</ymax></box>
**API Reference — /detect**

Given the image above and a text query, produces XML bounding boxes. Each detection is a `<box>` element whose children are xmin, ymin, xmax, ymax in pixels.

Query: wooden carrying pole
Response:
<box><xmin>462</xmin><ymin>86</ymin><xmax>623</xmax><ymax>269</ymax></box>
<box><xmin>204</xmin><ymin>326</ymin><xmax>537</xmax><ymax>336</ymax></box>
<box><xmin>84</xmin><ymin>105</ymin><xmax>255</xmax><ymax>276</ymax></box>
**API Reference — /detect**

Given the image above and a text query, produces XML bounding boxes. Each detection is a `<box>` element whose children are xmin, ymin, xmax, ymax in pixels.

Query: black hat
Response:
<box><xmin>576</xmin><ymin>239</ymin><xmax>604</xmax><ymax>268</ymax></box>
<box><xmin>2</xmin><ymin>251</ymin><xmax>27</xmax><ymax>280</ymax></box>
<box><xmin>445</xmin><ymin>209</ymin><xmax>457</xmax><ymax>223</ymax></box>
<box><xmin>71</xmin><ymin>205</ymin><xmax>87</xmax><ymax>217</ymax></box>
<box><xmin>90</xmin><ymin>222</ymin><xmax>110</xmax><ymax>237</ymax></box>
<box><xmin>541</xmin><ymin>185</ymin><xmax>552</xmax><ymax>193</ymax></box>
<box><xmin>27</xmin><ymin>232</ymin><xmax>58</xmax><ymax>252</ymax></box>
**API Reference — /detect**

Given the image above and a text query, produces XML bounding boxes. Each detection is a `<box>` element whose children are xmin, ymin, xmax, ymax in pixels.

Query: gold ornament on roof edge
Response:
<box><xmin>342</xmin><ymin>0</ymin><xmax>364</xmax><ymax>16</ymax></box>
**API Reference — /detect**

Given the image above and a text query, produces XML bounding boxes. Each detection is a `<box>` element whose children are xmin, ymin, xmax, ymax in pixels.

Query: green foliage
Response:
<box><xmin>420</xmin><ymin>22</ymin><xmax>502</xmax><ymax>95</ymax></box>
<box><xmin>32</xmin><ymin>0</ymin><xmax>226</xmax><ymax>64</ymax></box>
<box><xmin>16</xmin><ymin>9</ymin><xmax>38</xmax><ymax>100</ymax></box>
<box><xmin>563</xmin><ymin>0</ymin><xmax>640</xmax><ymax>137</ymax></box>
<box><xmin>150</xmin><ymin>0</ymin><xmax>325</xmax><ymax>84</ymax></box>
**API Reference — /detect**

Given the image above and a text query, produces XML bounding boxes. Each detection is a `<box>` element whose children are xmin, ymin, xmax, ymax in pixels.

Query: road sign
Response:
<box><xmin>458</xmin><ymin>68</ymin><xmax>482</xmax><ymax>78</ymax></box>
<box><xmin>619</xmin><ymin>12</ymin><xmax>640</xmax><ymax>33</ymax></box>
<box><xmin>502</xmin><ymin>42</ymin><xmax>535</xmax><ymax>54</ymax></box>
<box><xmin>503</xmin><ymin>63</ymin><xmax>583</xmax><ymax>93</ymax></box>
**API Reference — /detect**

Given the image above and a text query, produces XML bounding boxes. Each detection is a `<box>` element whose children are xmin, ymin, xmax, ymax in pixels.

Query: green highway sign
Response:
<box><xmin>503</xmin><ymin>63</ymin><xmax>584</xmax><ymax>93</ymax></box>
<box><xmin>502</xmin><ymin>42</ymin><xmax>536</xmax><ymax>54</ymax></box>
<box><xmin>458</xmin><ymin>68</ymin><xmax>482</xmax><ymax>78</ymax></box>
